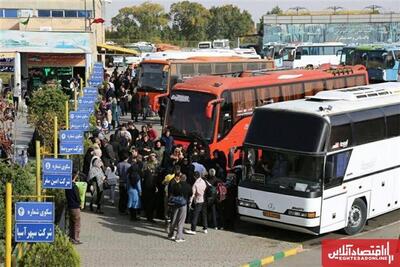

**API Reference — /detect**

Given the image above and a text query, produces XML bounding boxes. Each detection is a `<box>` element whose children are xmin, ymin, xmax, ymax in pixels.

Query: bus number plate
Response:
<box><xmin>263</xmin><ymin>211</ymin><xmax>280</xmax><ymax>219</ymax></box>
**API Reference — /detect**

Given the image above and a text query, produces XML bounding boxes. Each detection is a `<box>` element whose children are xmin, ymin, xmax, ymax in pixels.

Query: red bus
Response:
<box><xmin>136</xmin><ymin>57</ymin><xmax>274</xmax><ymax>111</ymax></box>
<box><xmin>164</xmin><ymin>65</ymin><xmax>369</xmax><ymax>159</ymax></box>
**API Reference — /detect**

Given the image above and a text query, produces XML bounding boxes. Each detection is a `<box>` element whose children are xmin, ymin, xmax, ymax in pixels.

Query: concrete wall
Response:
<box><xmin>0</xmin><ymin>0</ymin><xmax>105</xmax><ymax>44</ymax></box>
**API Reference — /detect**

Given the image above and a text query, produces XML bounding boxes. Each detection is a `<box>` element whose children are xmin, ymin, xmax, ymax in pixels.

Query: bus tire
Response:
<box><xmin>344</xmin><ymin>198</ymin><xmax>367</xmax><ymax>235</ymax></box>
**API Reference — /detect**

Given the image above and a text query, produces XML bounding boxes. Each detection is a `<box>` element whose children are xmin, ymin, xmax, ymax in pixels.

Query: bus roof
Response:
<box><xmin>257</xmin><ymin>82</ymin><xmax>400</xmax><ymax>118</ymax></box>
<box><xmin>173</xmin><ymin>66</ymin><xmax>367</xmax><ymax>95</ymax></box>
<box><xmin>286</xmin><ymin>42</ymin><xmax>345</xmax><ymax>48</ymax></box>
<box><xmin>355</xmin><ymin>44</ymin><xmax>400</xmax><ymax>51</ymax></box>
<box><xmin>141</xmin><ymin>57</ymin><xmax>271</xmax><ymax>65</ymax></box>
<box><xmin>142</xmin><ymin>50</ymin><xmax>260</xmax><ymax>61</ymax></box>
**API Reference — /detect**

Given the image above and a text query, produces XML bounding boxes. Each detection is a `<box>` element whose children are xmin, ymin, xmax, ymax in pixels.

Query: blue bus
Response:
<box><xmin>340</xmin><ymin>44</ymin><xmax>400</xmax><ymax>82</ymax></box>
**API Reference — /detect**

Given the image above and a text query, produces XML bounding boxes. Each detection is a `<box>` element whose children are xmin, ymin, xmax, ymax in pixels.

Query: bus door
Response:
<box><xmin>282</xmin><ymin>47</ymin><xmax>296</xmax><ymax>69</ymax></box>
<box><xmin>320</xmin><ymin>150</ymin><xmax>352</xmax><ymax>233</ymax></box>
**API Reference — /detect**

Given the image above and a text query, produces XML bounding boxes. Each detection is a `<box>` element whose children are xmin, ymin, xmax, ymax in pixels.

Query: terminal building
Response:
<box><xmin>0</xmin><ymin>0</ymin><xmax>106</xmax><ymax>90</ymax></box>
<box><xmin>263</xmin><ymin>13</ymin><xmax>400</xmax><ymax>45</ymax></box>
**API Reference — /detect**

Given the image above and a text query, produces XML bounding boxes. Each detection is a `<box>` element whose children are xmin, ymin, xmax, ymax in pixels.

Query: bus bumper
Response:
<box><xmin>240</xmin><ymin>215</ymin><xmax>320</xmax><ymax>235</ymax></box>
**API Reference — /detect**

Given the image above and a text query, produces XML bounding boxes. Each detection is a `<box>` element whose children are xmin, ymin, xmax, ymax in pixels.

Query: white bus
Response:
<box><xmin>238</xmin><ymin>82</ymin><xmax>400</xmax><ymax>235</ymax></box>
<box><xmin>282</xmin><ymin>42</ymin><xmax>344</xmax><ymax>69</ymax></box>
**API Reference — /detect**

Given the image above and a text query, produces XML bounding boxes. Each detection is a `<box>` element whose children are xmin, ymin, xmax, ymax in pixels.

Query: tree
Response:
<box><xmin>111</xmin><ymin>2</ymin><xmax>168</xmax><ymax>42</ymax></box>
<box><xmin>170</xmin><ymin>1</ymin><xmax>210</xmax><ymax>42</ymax></box>
<box><xmin>269</xmin><ymin>6</ymin><xmax>283</xmax><ymax>15</ymax></box>
<box><xmin>28</xmin><ymin>85</ymin><xmax>68</xmax><ymax>149</ymax></box>
<box><xmin>207</xmin><ymin>5</ymin><xmax>255</xmax><ymax>41</ymax></box>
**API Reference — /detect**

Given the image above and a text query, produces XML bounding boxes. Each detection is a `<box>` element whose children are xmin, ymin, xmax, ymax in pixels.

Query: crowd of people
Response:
<box><xmin>64</xmin><ymin>67</ymin><xmax>239</xmax><ymax>243</ymax></box>
<box><xmin>78</xmin><ymin>121</ymin><xmax>238</xmax><ymax>242</ymax></box>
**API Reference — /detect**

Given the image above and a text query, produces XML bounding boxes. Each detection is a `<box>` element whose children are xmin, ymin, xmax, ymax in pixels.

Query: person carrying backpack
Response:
<box><xmin>206</xmin><ymin>168</ymin><xmax>223</xmax><ymax>229</ymax></box>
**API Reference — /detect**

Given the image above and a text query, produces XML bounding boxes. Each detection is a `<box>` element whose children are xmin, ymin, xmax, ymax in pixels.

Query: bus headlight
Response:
<box><xmin>238</xmin><ymin>199</ymin><xmax>258</xmax><ymax>209</ymax></box>
<box><xmin>286</xmin><ymin>210</ymin><xmax>317</xmax><ymax>218</ymax></box>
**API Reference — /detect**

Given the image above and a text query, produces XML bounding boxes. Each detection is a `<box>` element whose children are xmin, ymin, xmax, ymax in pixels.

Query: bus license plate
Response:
<box><xmin>263</xmin><ymin>211</ymin><xmax>280</xmax><ymax>219</ymax></box>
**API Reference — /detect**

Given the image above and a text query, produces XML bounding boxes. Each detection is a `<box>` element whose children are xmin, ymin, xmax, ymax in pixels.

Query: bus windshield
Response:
<box><xmin>282</xmin><ymin>48</ymin><xmax>295</xmax><ymax>61</ymax></box>
<box><xmin>138</xmin><ymin>63</ymin><xmax>168</xmax><ymax>91</ymax></box>
<box><xmin>353</xmin><ymin>50</ymin><xmax>387</xmax><ymax>69</ymax></box>
<box><xmin>166</xmin><ymin>91</ymin><xmax>216</xmax><ymax>142</ymax></box>
<box><xmin>243</xmin><ymin>148</ymin><xmax>323</xmax><ymax>193</ymax></box>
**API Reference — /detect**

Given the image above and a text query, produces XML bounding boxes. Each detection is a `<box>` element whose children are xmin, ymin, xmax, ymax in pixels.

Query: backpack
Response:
<box><xmin>204</xmin><ymin>180</ymin><xmax>217</xmax><ymax>205</ymax></box>
<box><xmin>216</xmin><ymin>182</ymin><xmax>228</xmax><ymax>202</ymax></box>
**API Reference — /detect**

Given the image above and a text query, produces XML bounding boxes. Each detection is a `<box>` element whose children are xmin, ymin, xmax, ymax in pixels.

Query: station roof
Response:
<box><xmin>97</xmin><ymin>44</ymin><xmax>140</xmax><ymax>56</ymax></box>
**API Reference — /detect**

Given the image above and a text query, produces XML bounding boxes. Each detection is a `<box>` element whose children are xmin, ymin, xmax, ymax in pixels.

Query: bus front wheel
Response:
<box><xmin>344</xmin><ymin>198</ymin><xmax>367</xmax><ymax>235</ymax></box>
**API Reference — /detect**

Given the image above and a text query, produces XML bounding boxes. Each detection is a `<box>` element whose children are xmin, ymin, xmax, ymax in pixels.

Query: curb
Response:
<box><xmin>242</xmin><ymin>245</ymin><xmax>303</xmax><ymax>267</ymax></box>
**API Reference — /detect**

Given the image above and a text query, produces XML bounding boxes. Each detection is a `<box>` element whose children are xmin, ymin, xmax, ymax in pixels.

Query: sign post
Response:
<box><xmin>54</xmin><ymin>116</ymin><xmax>58</xmax><ymax>158</ymax></box>
<box><xmin>35</xmin><ymin>141</ymin><xmax>41</xmax><ymax>201</ymax></box>
<box><xmin>5</xmin><ymin>183</ymin><xmax>12</xmax><ymax>267</ymax></box>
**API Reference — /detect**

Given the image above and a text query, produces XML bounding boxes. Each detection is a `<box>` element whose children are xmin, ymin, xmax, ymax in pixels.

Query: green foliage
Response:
<box><xmin>207</xmin><ymin>5</ymin><xmax>254</xmax><ymax>41</ymax></box>
<box><xmin>18</xmin><ymin>227</ymin><xmax>80</xmax><ymax>267</ymax></box>
<box><xmin>170</xmin><ymin>1</ymin><xmax>210</xmax><ymax>41</ymax></box>
<box><xmin>0</xmin><ymin>162</ymin><xmax>36</xmax><ymax>239</ymax></box>
<box><xmin>44</xmin><ymin>188</ymin><xmax>66</xmax><ymax>224</ymax></box>
<box><xmin>111</xmin><ymin>1</ymin><xmax>168</xmax><ymax>43</ymax></box>
<box><xmin>0</xmin><ymin>239</ymin><xmax>4</xmax><ymax>263</ymax></box>
<box><xmin>28</xmin><ymin>86</ymin><xmax>69</xmax><ymax>149</ymax></box>
<box><xmin>268</xmin><ymin>6</ymin><xmax>283</xmax><ymax>15</ymax></box>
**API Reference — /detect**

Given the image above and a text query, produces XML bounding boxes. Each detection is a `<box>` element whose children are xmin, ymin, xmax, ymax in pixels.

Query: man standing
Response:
<box><xmin>186</xmin><ymin>171</ymin><xmax>208</xmax><ymax>234</ymax></box>
<box><xmin>13</xmin><ymin>82</ymin><xmax>21</xmax><ymax>111</ymax></box>
<box><xmin>65</xmin><ymin>169</ymin><xmax>82</xmax><ymax>244</ymax></box>
<box><xmin>141</xmin><ymin>92</ymin><xmax>150</xmax><ymax>120</ymax></box>
<box><xmin>131</xmin><ymin>89</ymin><xmax>141</xmax><ymax>122</ymax></box>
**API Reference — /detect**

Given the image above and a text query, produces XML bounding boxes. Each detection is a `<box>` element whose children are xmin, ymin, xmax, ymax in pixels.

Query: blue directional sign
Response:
<box><xmin>70</xmin><ymin>111</ymin><xmax>90</xmax><ymax>121</ymax></box>
<box><xmin>77</xmin><ymin>106</ymin><xmax>94</xmax><ymax>114</ymax></box>
<box><xmin>15</xmin><ymin>202</ymin><xmax>54</xmax><ymax>222</ymax></box>
<box><xmin>15</xmin><ymin>223</ymin><xmax>55</xmax><ymax>243</ymax></box>
<box><xmin>60</xmin><ymin>130</ymin><xmax>84</xmax><ymax>143</ymax></box>
<box><xmin>70</xmin><ymin>119</ymin><xmax>90</xmax><ymax>131</ymax></box>
<box><xmin>78</xmin><ymin>97</ymin><xmax>96</xmax><ymax>106</ymax></box>
<box><xmin>60</xmin><ymin>130</ymin><xmax>84</xmax><ymax>155</ymax></box>
<box><xmin>60</xmin><ymin>143</ymin><xmax>84</xmax><ymax>154</ymax></box>
<box><xmin>42</xmin><ymin>158</ymin><xmax>72</xmax><ymax>189</ymax></box>
<box><xmin>83</xmin><ymin>87</ymin><xmax>98</xmax><ymax>95</ymax></box>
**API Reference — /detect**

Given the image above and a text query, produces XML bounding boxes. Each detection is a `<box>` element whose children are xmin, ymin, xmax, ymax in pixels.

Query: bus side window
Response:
<box><xmin>218</xmin><ymin>92</ymin><xmax>233</xmax><ymax>140</ymax></box>
<box><xmin>280</xmin><ymin>83</ymin><xmax>304</xmax><ymax>101</ymax></box>
<box><xmin>231</xmin><ymin>63</ymin><xmax>243</xmax><ymax>73</ymax></box>
<box><xmin>304</xmin><ymin>80</ymin><xmax>324</xmax><ymax>96</ymax></box>
<box><xmin>325</xmin><ymin>150</ymin><xmax>352</xmax><ymax>189</ymax></box>
<box><xmin>345</xmin><ymin>76</ymin><xmax>357</xmax><ymax>87</ymax></box>
<box><xmin>355</xmin><ymin>75</ymin><xmax>367</xmax><ymax>85</ymax></box>
<box><xmin>198</xmin><ymin>63</ymin><xmax>212</xmax><ymax>75</ymax></box>
<box><xmin>333</xmin><ymin>77</ymin><xmax>346</xmax><ymax>89</ymax></box>
<box><xmin>384</xmin><ymin>104</ymin><xmax>400</xmax><ymax>138</ymax></box>
<box><xmin>350</xmin><ymin>109</ymin><xmax>385</xmax><ymax>145</ymax></box>
<box><xmin>256</xmin><ymin>86</ymin><xmax>280</xmax><ymax>105</ymax></box>
<box><xmin>231</xmin><ymin>89</ymin><xmax>256</xmax><ymax>123</ymax></box>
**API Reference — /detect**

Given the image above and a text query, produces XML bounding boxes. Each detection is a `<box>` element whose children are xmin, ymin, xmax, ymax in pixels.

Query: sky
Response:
<box><xmin>104</xmin><ymin>0</ymin><xmax>400</xmax><ymax>23</ymax></box>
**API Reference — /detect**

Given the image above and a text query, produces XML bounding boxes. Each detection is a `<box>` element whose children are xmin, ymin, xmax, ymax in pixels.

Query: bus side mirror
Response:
<box><xmin>205</xmin><ymin>98</ymin><xmax>224</xmax><ymax>119</ymax></box>
<box><xmin>205</xmin><ymin>104</ymin><xmax>213</xmax><ymax>119</ymax></box>
<box><xmin>336</xmin><ymin>49</ymin><xmax>342</xmax><ymax>57</ymax></box>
